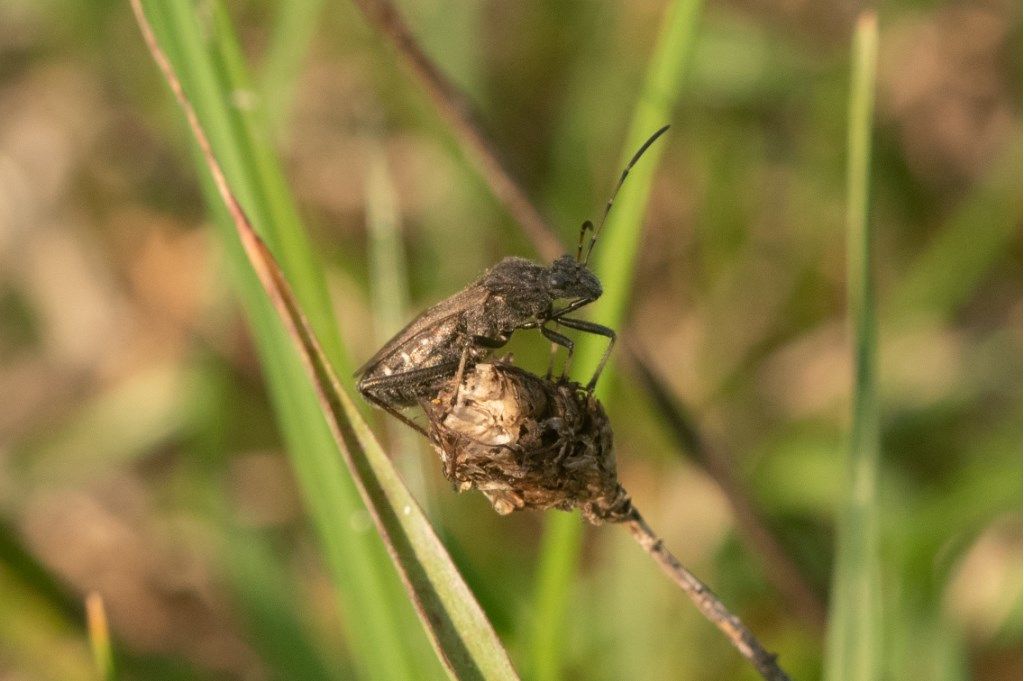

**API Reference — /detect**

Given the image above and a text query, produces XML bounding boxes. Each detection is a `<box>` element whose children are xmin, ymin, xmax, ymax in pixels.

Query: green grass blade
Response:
<box><xmin>133</xmin><ymin>3</ymin><xmax>519</xmax><ymax>678</ymax></box>
<box><xmin>203</xmin><ymin>3</ymin><xmax>350</xmax><ymax>372</ymax></box>
<box><xmin>223</xmin><ymin>533</ymin><xmax>350</xmax><ymax>681</ymax></box>
<box><xmin>529</xmin><ymin>1</ymin><xmax>704</xmax><ymax>678</ymax></box>
<box><xmin>137</xmin><ymin>2</ymin><xmax>441</xmax><ymax>679</ymax></box>
<box><xmin>824</xmin><ymin>12</ymin><xmax>882</xmax><ymax>681</ymax></box>
<box><xmin>529</xmin><ymin>512</ymin><xmax>585</xmax><ymax>681</ymax></box>
<box><xmin>259</xmin><ymin>0</ymin><xmax>326</xmax><ymax>134</ymax></box>
<box><xmin>887</xmin><ymin>149</ymin><xmax>1021</xmax><ymax>323</ymax></box>
<box><xmin>228</xmin><ymin>151</ymin><xmax>519</xmax><ymax>680</ymax></box>
<box><xmin>365</xmin><ymin>146</ymin><xmax>432</xmax><ymax>505</ymax></box>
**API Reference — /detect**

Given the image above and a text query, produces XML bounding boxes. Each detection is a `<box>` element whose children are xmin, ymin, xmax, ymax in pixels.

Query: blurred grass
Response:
<box><xmin>888</xmin><ymin>150</ymin><xmax>1022</xmax><ymax>323</ymax></box>
<box><xmin>221</xmin><ymin>530</ymin><xmax>345</xmax><ymax>681</ymax></box>
<box><xmin>825</xmin><ymin>13</ymin><xmax>881</xmax><ymax>681</ymax></box>
<box><xmin>11</xmin><ymin>364</ymin><xmax>186</xmax><ymax>495</ymax></box>
<box><xmin>530</xmin><ymin>1</ymin><xmax>704</xmax><ymax>678</ymax></box>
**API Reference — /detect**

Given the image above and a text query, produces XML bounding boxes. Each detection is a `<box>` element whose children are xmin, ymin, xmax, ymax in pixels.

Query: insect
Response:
<box><xmin>356</xmin><ymin>125</ymin><xmax>670</xmax><ymax>434</ymax></box>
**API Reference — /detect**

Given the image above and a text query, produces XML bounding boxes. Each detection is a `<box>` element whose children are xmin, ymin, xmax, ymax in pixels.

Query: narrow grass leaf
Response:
<box><xmin>85</xmin><ymin>593</ymin><xmax>115</xmax><ymax>681</ymax></box>
<box><xmin>136</xmin><ymin>2</ymin><xmax>439</xmax><ymax>679</ymax></box>
<box><xmin>366</xmin><ymin>146</ymin><xmax>433</xmax><ymax>506</ymax></box>
<box><xmin>887</xmin><ymin>149</ymin><xmax>1021</xmax><ymax>323</ymax></box>
<box><xmin>530</xmin><ymin>1</ymin><xmax>704</xmax><ymax>679</ymax></box>
<box><xmin>132</xmin><ymin>3</ymin><xmax>519</xmax><ymax>679</ymax></box>
<box><xmin>259</xmin><ymin>0</ymin><xmax>326</xmax><ymax>134</ymax></box>
<box><xmin>223</xmin><ymin>534</ymin><xmax>350</xmax><ymax>681</ymax></box>
<box><xmin>825</xmin><ymin>12</ymin><xmax>883</xmax><ymax>681</ymax></box>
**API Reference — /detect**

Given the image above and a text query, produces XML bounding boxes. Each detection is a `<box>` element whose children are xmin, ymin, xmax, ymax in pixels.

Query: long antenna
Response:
<box><xmin>584</xmin><ymin>124</ymin><xmax>670</xmax><ymax>265</ymax></box>
<box><xmin>575</xmin><ymin>220</ymin><xmax>594</xmax><ymax>262</ymax></box>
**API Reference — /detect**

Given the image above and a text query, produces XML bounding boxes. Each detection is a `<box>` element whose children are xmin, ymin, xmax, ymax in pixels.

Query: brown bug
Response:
<box><xmin>356</xmin><ymin>126</ymin><xmax>669</xmax><ymax>434</ymax></box>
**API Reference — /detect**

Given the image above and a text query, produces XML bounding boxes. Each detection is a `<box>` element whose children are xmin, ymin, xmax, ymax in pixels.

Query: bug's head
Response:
<box><xmin>546</xmin><ymin>254</ymin><xmax>602</xmax><ymax>302</ymax></box>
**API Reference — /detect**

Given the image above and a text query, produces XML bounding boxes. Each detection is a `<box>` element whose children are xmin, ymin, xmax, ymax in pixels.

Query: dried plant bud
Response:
<box><xmin>421</xmin><ymin>363</ymin><xmax>632</xmax><ymax>524</ymax></box>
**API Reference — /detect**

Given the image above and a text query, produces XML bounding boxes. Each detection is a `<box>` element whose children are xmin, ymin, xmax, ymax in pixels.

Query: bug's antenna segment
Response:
<box><xmin>584</xmin><ymin>124</ymin><xmax>671</xmax><ymax>265</ymax></box>
<box><xmin>576</xmin><ymin>220</ymin><xmax>594</xmax><ymax>262</ymax></box>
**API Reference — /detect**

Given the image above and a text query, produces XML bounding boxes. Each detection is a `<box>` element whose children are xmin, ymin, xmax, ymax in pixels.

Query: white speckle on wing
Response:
<box><xmin>400</xmin><ymin>351</ymin><xmax>412</xmax><ymax>367</ymax></box>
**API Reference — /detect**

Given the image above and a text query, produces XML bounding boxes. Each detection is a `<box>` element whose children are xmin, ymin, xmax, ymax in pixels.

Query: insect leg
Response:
<box><xmin>358</xmin><ymin>361</ymin><xmax>460</xmax><ymax>405</ymax></box>
<box><xmin>551</xmin><ymin>295</ymin><xmax>597</xmax><ymax>319</ymax></box>
<box><xmin>513</xmin><ymin>320</ymin><xmax>560</xmax><ymax>377</ymax></box>
<box><xmin>545</xmin><ymin>326</ymin><xmax>560</xmax><ymax>380</ymax></box>
<box><xmin>540</xmin><ymin>323</ymin><xmax>575</xmax><ymax>379</ymax></box>
<box><xmin>360</xmin><ymin>361</ymin><xmax>470</xmax><ymax>438</ymax></box>
<box><xmin>448</xmin><ymin>344</ymin><xmax>472</xmax><ymax>409</ymax></box>
<box><xmin>552</xmin><ymin>316</ymin><xmax>616</xmax><ymax>391</ymax></box>
<box><xmin>362</xmin><ymin>391</ymin><xmax>430</xmax><ymax>438</ymax></box>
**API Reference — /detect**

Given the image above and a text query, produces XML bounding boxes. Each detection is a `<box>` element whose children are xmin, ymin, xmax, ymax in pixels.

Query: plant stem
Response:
<box><xmin>625</xmin><ymin>340</ymin><xmax>827</xmax><ymax>628</ymax></box>
<box><xmin>349</xmin><ymin>0</ymin><xmax>563</xmax><ymax>260</ymax></box>
<box><xmin>623</xmin><ymin>509</ymin><xmax>793</xmax><ymax>681</ymax></box>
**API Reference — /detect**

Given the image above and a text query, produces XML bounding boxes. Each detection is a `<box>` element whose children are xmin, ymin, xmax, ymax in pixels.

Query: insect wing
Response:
<box><xmin>355</xmin><ymin>285</ymin><xmax>490</xmax><ymax>377</ymax></box>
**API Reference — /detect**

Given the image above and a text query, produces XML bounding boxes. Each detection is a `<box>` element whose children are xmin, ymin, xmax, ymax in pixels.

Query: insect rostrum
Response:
<box><xmin>356</xmin><ymin>125</ymin><xmax>669</xmax><ymax>432</ymax></box>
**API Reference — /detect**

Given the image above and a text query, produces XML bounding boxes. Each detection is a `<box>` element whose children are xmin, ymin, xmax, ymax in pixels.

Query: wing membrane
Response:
<box><xmin>355</xmin><ymin>285</ymin><xmax>491</xmax><ymax>377</ymax></box>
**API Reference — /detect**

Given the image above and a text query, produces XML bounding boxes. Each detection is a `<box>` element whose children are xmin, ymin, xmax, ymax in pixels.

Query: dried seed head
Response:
<box><xmin>421</xmin><ymin>363</ymin><xmax>632</xmax><ymax>524</ymax></box>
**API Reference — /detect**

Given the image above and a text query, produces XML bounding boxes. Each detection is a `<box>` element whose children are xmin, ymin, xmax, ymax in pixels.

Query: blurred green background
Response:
<box><xmin>0</xmin><ymin>0</ymin><xmax>1019</xmax><ymax>679</ymax></box>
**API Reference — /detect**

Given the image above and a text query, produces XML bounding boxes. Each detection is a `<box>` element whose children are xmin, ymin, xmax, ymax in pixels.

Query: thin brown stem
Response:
<box><xmin>624</xmin><ymin>340</ymin><xmax>827</xmax><ymax>628</ymax></box>
<box><xmin>623</xmin><ymin>507</ymin><xmax>793</xmax><ymax>681</ymax></box>
<box><xmin>349</xmin><ymin>0</ymin><xmax>826</xmax><ymax>628</ymax></box>
<box><xmin>350</xmin><ymin>0</ymin><xmax>563</xmax><ymax>260</ymax></box>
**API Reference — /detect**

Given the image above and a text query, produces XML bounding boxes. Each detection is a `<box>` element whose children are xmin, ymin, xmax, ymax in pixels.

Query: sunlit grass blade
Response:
<box><xmin>825</xmin><ymin>12</ymin><xmax>882</xmax><ymax>681</ymax></box>
<box><xmin>530</xmin><ymin>1</ymin><xmax>704</xmax><ymax>678</ymax></box>
<box><xmin>85</xmin><ymin>592</ymin><xmax>114</xmax><ymax>681</ymax></box>
<box><xmin>132</xmin><ymin>2</ymin><xmax>519</xmax><ymax>678</ymax></box>
<box><xmin>135</xmin><ymin>2</ymin><xmax>441</xmax><ymax>679</ymax></box>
